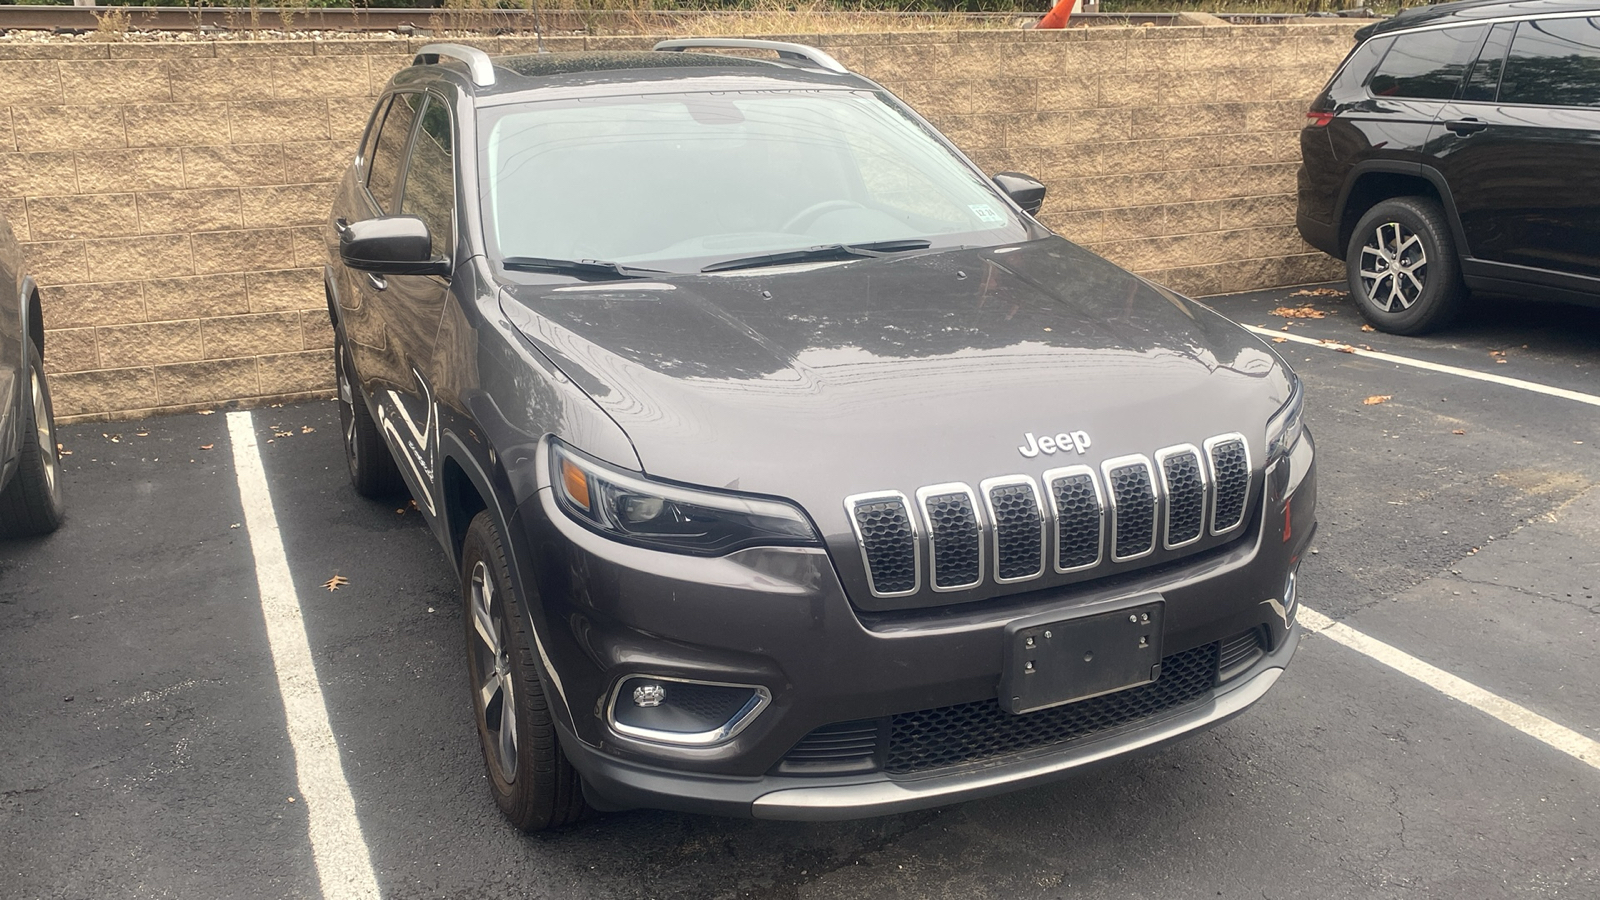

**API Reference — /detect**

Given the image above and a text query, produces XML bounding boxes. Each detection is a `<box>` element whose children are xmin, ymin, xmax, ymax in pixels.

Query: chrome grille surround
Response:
<box><xmin>1101</xmin><ymin>454</ymin><xmax>1158</xmax><ymax>563</ymax></box>
<box><xmin>916</xmin><ymin>482</ymin><xmax>985</xmax><ymax>592</ymax></box>
<box><xmin>979</xmin><ymin>475</ymin><xmax>1046</xmax><ymax>584</ymax></box>
<box><xmin>844</xmin><ymin>491</ymin><xmax>921</xmax><ymax>599</ymax></box>
<box><xmin>1042</xmin><ymin>464</ymin><xmax>1105</xmax><ymax>573</ymax></box>
<box><xmin>1203</xmin><ymin>433</ymin><xmax>1252</xmax><ymax>536</ymax></box>
<box><xmin>1154</xmin><ymin>444</ymin><xmax>1208</xmax><ymax>551</ymax></box>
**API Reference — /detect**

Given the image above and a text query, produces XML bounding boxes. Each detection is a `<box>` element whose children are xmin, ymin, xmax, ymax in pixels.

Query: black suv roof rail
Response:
<box><xmin>652</xmin><ymin>38</ymin><xmax>850</xmax><ymax>75</ymax></box>
<box><xmin>413</xmin><ymin>42</ymin><xmax>496</xmax><ymax>87</ymax></box>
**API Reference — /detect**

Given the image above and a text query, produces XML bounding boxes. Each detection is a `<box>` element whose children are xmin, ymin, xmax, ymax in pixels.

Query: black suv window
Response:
<box><xmin>1463</xmin><ymin>22</ymin><xmax>1516</xmax><ymax>102</ymax></box>
<box><xmin>367</xmin><ymin>93</ymin><xmax>421</xmax><ymax>214</ymax></box>
<box><xmin>1370</xmin><ymin>25</ymin><xmax>1487</xmax><ymax>100</ymax></box>
<box><xmin>1500</xmin><ymin>16</ymin><xmax>1600</xmax><ymax>107</ymax></box>
<box><xmin>400</xmin><ymin>97</ymin><xmax>456</xmax><ymax>259</ymax></box>
<box><xmin>1327</xmin><ymin>36</ymin><xmax>1394</xmax><ymax>104</ymax></box>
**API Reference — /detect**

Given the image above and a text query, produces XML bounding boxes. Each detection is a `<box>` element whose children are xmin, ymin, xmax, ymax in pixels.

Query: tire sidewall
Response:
<box><xmin>1346</xmin><ymin>198</ymin><xmax>1461</xmax><ymax>335</ymax></box>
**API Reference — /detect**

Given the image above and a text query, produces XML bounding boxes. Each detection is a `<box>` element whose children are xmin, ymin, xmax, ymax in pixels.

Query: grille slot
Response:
<box><xmin>1104</xmin><ymin>456</ymin><xmax>1157</xmax><ymax>562</ymax></box>
<box><xmin>776</xmin><ymin>720</ymin><xmax>882</xmax><ymax>775</ymax></box>
<box><xmin>846</xmin><ymin>493</ymin><xmax>919</xmax><ymax>597</ymax></box>
<box><xmin>983</xmin><ymin>477</ymin><xmax>1045</xmax><ymax>583</ymax></box>
<box><xmin>1044</xmin><ymin>466</ymin><xmax>1104</xmax><ymax>572</ymax></box>
<box><xmin>1206</xmin><ymin>435</ymin><xmax>1251</xmax><ymax>534</ymax></box>
<box><xmin>918</xmin><ymin>485</ymin><xmax>983</xmax><ymax>591</ymax></box>
<box><xmin>884</xmin><ymin>642</ymin><xmax>1220</xmax><ymax>774</ymax></box>
<box><xmin>1157</xmin><ymin>446</ymin><xmax>1207</xmax><ymax>549</ymax></box>
<box><xmin>1218</xmin><ymin>627</ymin><xmax>1267</xmax><ymax>682</ymax></box>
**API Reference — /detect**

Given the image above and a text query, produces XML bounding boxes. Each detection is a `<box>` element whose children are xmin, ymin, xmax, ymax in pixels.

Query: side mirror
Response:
<box><xmin>992</xmin><ymin>172</ymin><xmax>1047</xmax><ymax>216</ymax></box>
<box><xmin>340</xmin><ymin>216</ymin><xmax>449</xmax><ymax>276</ymax></box>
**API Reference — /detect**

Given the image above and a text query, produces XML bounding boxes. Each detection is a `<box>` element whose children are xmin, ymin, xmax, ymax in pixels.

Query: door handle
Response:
<box><xmin>1446</xmin><ymin>117</ymin><xmax>1488</xmax><ymax>136</ymax></box>
<box><xmin>366</xmin><ymin>272</ymin><xmax>388</xmax><ymax>291</ymax></box>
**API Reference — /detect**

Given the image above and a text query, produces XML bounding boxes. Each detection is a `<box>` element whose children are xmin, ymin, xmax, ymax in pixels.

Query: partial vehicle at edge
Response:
<box><xmin>0</xmin><ymin>208</ymin><xmax>64</xmax><ymax>538</ymax></box>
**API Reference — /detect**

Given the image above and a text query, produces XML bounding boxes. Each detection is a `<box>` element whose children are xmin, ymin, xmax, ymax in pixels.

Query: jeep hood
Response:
<box><xmin>499</xmin><ymin>238</ymin><xmax>1292</xmax><ymax>508</ymax></box>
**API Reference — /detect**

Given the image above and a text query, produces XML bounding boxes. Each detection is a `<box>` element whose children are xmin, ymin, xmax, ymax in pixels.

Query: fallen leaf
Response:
<box><xmin>1364</xmin><ymin>395</ymin><xmax>1392</xmax><ymax>405</ymax></box>
<box><xmin>1453</xmin><ymin>429</ymin><xmax>1466</xmax><ymax>435</ymax></box>
<box><xmin>1288</xmin><ymin>287</ymin><xmax>1346</xmax><ymax>298</ymax></box>
<box><xmin>1360</xmin><ymin>324</ymin><xmax>1376</xmax><ymax>333</ymax></box>
<box><xmin>1496</xmin><ymin>359</ymin><xmax>1507</xmax><ymax>364</ymax></box>
<box><xmin>323</xmin><ymin>574</ymin><xmax>349</xmax><ymax>592</ymax></box>
<box><xmin>1272</xmin><ymin>337</ymin><xmax>1289</xmax><ymax>343</ymax></box>
<box><xmin>1335</xmin><ymin>345</ymin><xmax>1356</xmax><ymax>353</ymax></box>
<box><xmin>301</xmin><ymin>425</ymin><xmax>315</xmax><ymax>434</ymax></box>
<box><xmin>197</xmin><ymin>409</ymin><xmax>215</xmax><ymax>416</ymax></box>
<box><xmin>57</xmin><ymin>444</ymin><xmax>71</xmax><ymax>456</ymax></box>
<box><xmin>1271</xmin><ymin>305</ymin><xmax>1327</xmax><ymax>319</ymax></box>
<box><xmin>200</xmin><ymin>443</ymin><xmax>214</xmax><ymax>450</ymax></box>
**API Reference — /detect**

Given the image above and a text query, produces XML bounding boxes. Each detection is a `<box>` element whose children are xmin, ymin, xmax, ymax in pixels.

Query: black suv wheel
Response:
<box><xmin>1346</xmin><ymin>196</ymin><xmax>1466</xmax><ymax>335</ymax></box>
<box><xmin>0</xmin><ymin>340</ymin><xmax>64</xmax><ymax>537</ymax></box>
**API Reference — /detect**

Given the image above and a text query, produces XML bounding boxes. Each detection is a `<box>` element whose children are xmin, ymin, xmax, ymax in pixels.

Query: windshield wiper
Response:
<box><xmin>500</xmin><ymin>256</ymin><xmax>668</xmax><ymax>279</ymax></box>
<box><xmin>700</xmin><ymin>239</ymin><xmax>933</xmax><ymax>274</ymax></box>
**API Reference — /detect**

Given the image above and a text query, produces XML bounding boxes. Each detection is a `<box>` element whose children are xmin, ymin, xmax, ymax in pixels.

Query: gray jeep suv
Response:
<box><xmin>0</xmin><ymin>209</ymin><xmax>63</xmax><ymax>538</ymax></box>
<box><xmin>325</xmin><ymin>40</ymin><xmax>1317</xmax><ymax>829</ymax></box>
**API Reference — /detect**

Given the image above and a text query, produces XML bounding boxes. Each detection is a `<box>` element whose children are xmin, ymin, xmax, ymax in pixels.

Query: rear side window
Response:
<box><xmin>366</xmin><ymin>93</ymin><xmax>421</xmax><ymax>214</ymax></box>
<box><xmin>400</xmin><ymin>97</ymin><xmax>456</xmax><ymax>259</ymax></box>
<box><xmin>1326</xmin><ymin>36</ymin><xmax>1394</xmax><ymax>105</ymax></box>
<box><xmin>1499</xmin><ymin>16</ymin><xmax>1600</xmax><ymax>107</ymax></box>
<box><xmin>1369</xmin><ymin>25</ymin><xmax>1487</xmax><ymax>99</ymax></box>
<box><xmin>1462</xmin><ymin>22</ymin><xmax>1516</xmax><ymax>102</ymax></box>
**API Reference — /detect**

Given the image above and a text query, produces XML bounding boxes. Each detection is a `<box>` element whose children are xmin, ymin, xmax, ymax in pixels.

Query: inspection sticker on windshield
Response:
<box><xmin>969</xmin><ymin>204</ymin><xmax>1005</xmax><ymax>224</ymax></box>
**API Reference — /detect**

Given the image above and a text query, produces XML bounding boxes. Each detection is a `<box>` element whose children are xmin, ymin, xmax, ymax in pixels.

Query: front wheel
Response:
<box><xmin>1346</xmin><ymin>196</ymin><xmax>1465</xmax><ymax>335</ymax></box>
<box><xmin>0</xmin><ymin>341</ymin><xmax>65</xmax><ymax>537</ymax></box>
<box><xmin>460</xmin><ymin>511</ymin><xmax>587</xmax><ymax>831</ymax></box>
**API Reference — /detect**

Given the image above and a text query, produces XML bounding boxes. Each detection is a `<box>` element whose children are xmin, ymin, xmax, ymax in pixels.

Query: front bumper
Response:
<box><xmin>563</xmin><ymin>626</ymin><xmax>1298</xmax><ymax>820</ymax></box>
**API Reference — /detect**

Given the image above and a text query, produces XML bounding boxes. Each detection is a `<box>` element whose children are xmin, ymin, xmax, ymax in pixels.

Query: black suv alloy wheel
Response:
<box><xmin>1346</xmin><ymin>197</ymin><xmax>1466</xmax><ymax>335</ymax></box>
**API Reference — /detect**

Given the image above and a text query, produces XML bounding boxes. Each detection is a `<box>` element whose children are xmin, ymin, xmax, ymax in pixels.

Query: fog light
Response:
<box><xmin>610</xmin><ymin>675</ymin><xmax>770</xmax><ymax>746</ymax></box>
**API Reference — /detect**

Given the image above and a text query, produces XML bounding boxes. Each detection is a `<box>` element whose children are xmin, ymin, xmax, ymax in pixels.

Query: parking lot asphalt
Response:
<box><xmin>2</xmin><ymin>284</ymin><xmax>1597</xmax><ymax>900</ymax></box>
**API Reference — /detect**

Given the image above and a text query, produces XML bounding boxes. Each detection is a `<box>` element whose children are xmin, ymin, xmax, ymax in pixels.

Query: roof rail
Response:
<box><xmin>413</xmin><ymin>43</ymin><xmax>496</xmax><ymax>87</ymax></box>
<box><xmin>652</xmin><ymin>39</ymin><xmax>849</xmax><ymax>75</ymax></box>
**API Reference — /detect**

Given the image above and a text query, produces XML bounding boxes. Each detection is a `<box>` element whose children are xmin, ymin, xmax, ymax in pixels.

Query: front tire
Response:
<box><xmin>334</xmin><ymin>333</ymin><xmax>403</xmax><ymax>498</ymax></box>
<box><xmin>460</xmin><ymin>511</ymin><xmax>587</xmax><ymax>831</ymax></box>
<box><xmin>0</xmin><ymin>341</ymin><xmax>65</xmax><ymax>537</ymax></box>
<box><xmin>1346</xmin><ymin>196</ymin><xmax>1465</xmax><ymax>335</ymax></box>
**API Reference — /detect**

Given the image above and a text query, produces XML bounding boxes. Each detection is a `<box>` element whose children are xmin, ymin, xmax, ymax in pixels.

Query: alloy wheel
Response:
<box><xmin>469</xmin><ymin>560</ymin><xmax>518</xmax><ymax>784</ymax></box>
<box><xmin>1358</xmin><ymin>221</ymin><xmax>1428</xmax><ymax>312</ymax></box>
<box><xmin>336</xmin><ymin>346</ymin><xmax>358</xmax><ymax>469</ymax></box>
<box><xmin>31</xmin><ymin>367</ymin><xmax>56</xmax><ymax>495</ymax></box>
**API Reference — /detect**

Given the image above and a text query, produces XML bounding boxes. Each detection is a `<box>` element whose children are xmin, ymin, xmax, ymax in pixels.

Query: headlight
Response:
<box><xmin>548</xmin><ymin>440</ymin><xmax>821</xmax><ymax>555</ymax></box>
<box><xmin>1265</xmin><ymin>375</ymin><xmax>1305</xmax><ymax>462</ymax></box>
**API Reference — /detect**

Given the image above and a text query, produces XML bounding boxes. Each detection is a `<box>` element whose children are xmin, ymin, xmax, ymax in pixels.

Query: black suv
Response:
<box><xmin>327</xmin><ymin>40</ymin><xmax>1316</xmax><ymax>829</ymax></box>
<box><xmin>0</xmin><ymin>209</ymin><xmax>63</xmax><ymax>538</ymax></box>
<box><xmin>1297</xmin><ymin>0</ymin><xmax>1600</xmax><ymax>334</ymax></box>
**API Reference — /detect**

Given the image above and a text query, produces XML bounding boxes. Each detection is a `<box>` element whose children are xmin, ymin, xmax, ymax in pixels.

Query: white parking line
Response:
<box><xmin>1299</xmin><ymin>607</ymin><xmax>1600</xmax><ymax>772</ymax></box>
<box><xmin>227</xmin><ymin>412</ymin><xmax>382</xmax><ymax>900</ymax></box>
<box><xmin>1246</xmin><ymin>326</ymin><xmax>1600</xmax><ymax>408</ymax></box>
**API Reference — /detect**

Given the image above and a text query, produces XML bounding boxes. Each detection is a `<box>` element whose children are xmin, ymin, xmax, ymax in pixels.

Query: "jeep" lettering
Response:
<box><xmin>1018</xmin><ymin>430</ymin><xmax>1091</xmax><ymax>458</ymax></box>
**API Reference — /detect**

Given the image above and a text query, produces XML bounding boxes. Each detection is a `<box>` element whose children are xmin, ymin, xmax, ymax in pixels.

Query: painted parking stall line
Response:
<box><xmin>227</xmin><ymin>411</ymin><xmax>382</xmax><ymax>900</ymax></box>
<box><xmin>1247</xmin><ymin>325</ymin><xmax>1600</xmax><ymax>409</ymax></box>
<box><xmin>1299</xmin><ymin>607</ymin><xmax>1600</xmax><ymax>772</ymax></box>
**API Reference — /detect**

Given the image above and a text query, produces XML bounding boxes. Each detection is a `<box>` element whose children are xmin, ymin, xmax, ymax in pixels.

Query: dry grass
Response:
<box><xmin>671</xmin><ymin>3</ymin><xmax>1026</xmax><ymax>35</ymax></box>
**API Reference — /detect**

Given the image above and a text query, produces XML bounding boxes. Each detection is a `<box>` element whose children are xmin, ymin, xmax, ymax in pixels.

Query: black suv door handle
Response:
<box><xmin>1446</xmin><ymin>117</ymin><xmax>1488</xmax><ymax>136</ymax></box>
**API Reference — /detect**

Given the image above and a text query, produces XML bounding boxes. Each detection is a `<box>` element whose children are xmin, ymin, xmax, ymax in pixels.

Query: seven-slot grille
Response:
<box><xmin>845</xmin><ymin>435</ymin><xmax>1254</xmax><ymax>599</ymax></box>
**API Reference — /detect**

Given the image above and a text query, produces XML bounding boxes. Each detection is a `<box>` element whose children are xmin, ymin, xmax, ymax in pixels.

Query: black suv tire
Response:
<box><xmin>0</xmin><ymin>340</ymin><xmax>64</xmax><ymax>537</ymax></box>
<box><xmin>1346</xmin><ymin>196</ymin><xmax>1466</xmax><ymax>335</ymax></box>
<box><xmin>334</xmin><ymin>334</ymin><xmax>404</xmax><ymax>498</ymax></box>
<box><xmin>460</xmin><ymin>511</ymin><xmax>588</xmax><ymax>832</ymax></box>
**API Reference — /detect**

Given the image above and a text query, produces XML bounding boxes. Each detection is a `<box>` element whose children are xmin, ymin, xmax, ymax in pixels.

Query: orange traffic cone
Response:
<box><xmin>1036</xmin><ymin>0</ymin><xmax>1073</xmax><ymax>28</ymax></box>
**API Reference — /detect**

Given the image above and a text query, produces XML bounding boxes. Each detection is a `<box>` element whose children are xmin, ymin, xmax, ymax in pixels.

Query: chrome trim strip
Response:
<box><xmin>652</xmin><ymin>38</ymin><xmax>850</xmax><ymax>74</ymax></box>
<box><xmin>979</xmin><ymin>475</ymin><xmax>1046</xmax><ymax>584</ymax></box>
<box><xmin>844</xmin><ymin>490</ymin><xmax>922</xmax><ymax>598</ymax></box>
<box><xmin>1040</xmin><ymin>464</ymin><xmax>1104</xmax><ymax>574</ymax></box>
<box><xmin>1203</xmin><ymin>433</ymin><xmax>1252</xmax><ymax>536</ymax></box>
<box><xmin>606</xmin><ymin>675</ymin><xmax>772</xmax><ymax>747</ymax></box>
<box><xmin>1101</xmin><ymin>454</ymin><xmax>1158</xmax><ymax>563</ymax></box>
<box><xmin>752</xmin><ymin>665</ymin><xmax>1288</xmax><ymax>821</ymax></box>
<box><xmin>1154</xmin><ymin>443</ymin><xmax>1208</xmax><ymax>551</ymax></box>
<box><xmin>915</xmin><ymin>482</ymin><xmax>984</xmax><ymax>593</ymax></box>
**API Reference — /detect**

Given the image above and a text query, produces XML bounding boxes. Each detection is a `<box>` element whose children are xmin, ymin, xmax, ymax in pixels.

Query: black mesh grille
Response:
<box><xmin>924</xmin><ymin>492</ymin><xmax>981</xmax><ymax>588</ymax></box>
<box><xmin>988</xmin><ymin>483</ymin><xmax>1043</xmax><ymax>580</ymax></box>
<box><xmin>1218</xmin><ymin>627</ymin><xmax>1266</xmax><ymax>680</ymax></box>
<box><xmin>854</xmin><ymin>499</ymin><xmax>916</xmax><ymax>594</ymax></box>
<box><xmin>885</xmin><ymin>642</ymin><xmax>1220</xmax><ymax>774</ymax></box>
<box><xmin>1108</xmin><ymin>462</ymin><xmax>1156</xmax><ymax>559</ymax></box>
<box><xmin>1162</xmin><ymin>451</ymin><xmax>1205</xmax><ymax>546</ymax></box>
<box><xmin>1049</xmin><ymin>472</ymin><xmax>1102</xmax><ymax>570</ymax></box>
<box><xmin>1210</xmin><ymin>439</ymin><xmax>1250</xmax><ymax>532</ymax></box>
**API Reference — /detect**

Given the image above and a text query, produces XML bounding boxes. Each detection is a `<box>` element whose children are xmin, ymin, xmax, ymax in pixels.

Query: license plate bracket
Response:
<box><xmin>999</xmin><ymin>598</ymin><xmax>1164</xmax><ymax>715</ymax></box>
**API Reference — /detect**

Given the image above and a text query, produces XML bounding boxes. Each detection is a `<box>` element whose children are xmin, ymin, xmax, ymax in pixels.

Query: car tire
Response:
<box><xmin>334</xmin><ymin>333</ymin><xmax>403</xmax><ymax>498</ymax></box>
<box><xmin>0</xmin><ymin>340</ymin><xmax>64</xmax><ymax>538</ymax></box>
<box><xmin>1346</xmin><ymin>196</ymin><xmax>1465</xmax><ymax>335</ymax></box>
<box><xmin>460</xmin><ymin>510</ymin><xmax>588</xmax><ymax>832</ymax></box>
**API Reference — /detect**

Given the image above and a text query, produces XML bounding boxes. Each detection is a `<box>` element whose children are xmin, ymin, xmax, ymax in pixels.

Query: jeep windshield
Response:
<box><xmin>477</xmin><ymin>89</ymin><xmax>1035</xmax><ymax>274</ymax></box>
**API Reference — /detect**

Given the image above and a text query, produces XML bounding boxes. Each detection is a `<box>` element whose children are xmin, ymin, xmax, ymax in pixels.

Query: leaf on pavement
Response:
<box><xmin>323</xmin><ymin>574</ymin><xmax>349</xmax><ymax>592</ymax></box>
<box><xmin>1288</xmin><ymin>288</ymin><xmax>1346</xmax><ymax>298</ymax></box>
<box><xmin>1453</xmin><ymin>429</ymin><xmax>1466</xmax><ymax>435</ymax></box>
<box><xmin>197</xmin><ymin>409</ymin><xmax>215</xmax><ymax>416</ymax></box>
<box><xmin>1272</xmin><ymin>337</ymin><xmax>1289</xmax><ymax>343</ymax></box>
<box><xmin>1360</xmin><ymin>324</ymin><xmax>1376</xmax><ymax>332</ymax></box>
<box><xmin>1363</xmin><ymin>395</ymin><xmax>1392</xmax><ymax>405</ymax></box>
<box><xmin>301</xmin><ymin>426</ymin><xmax>315</xmax><ymax>434</ymax></box>
<box><xmin>1271</xmin><ymin>305</ymin><xmax>1327</xmax><ymax>319</ymax></box>
<box><xmin>199</xmin><ymin>443</ymin><xmax>214</xmax><ymax>450</ymax></box>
